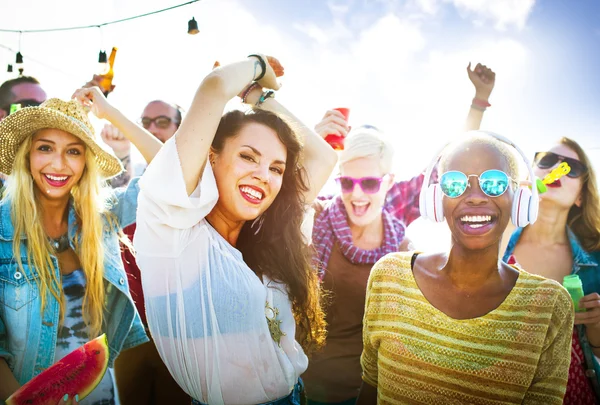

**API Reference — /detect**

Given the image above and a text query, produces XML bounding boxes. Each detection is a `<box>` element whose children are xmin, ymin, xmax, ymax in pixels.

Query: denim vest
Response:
<box><xmin>0</xmin><ymin>179</ymin><xmax>148</xmax><ymax>386</ymax></box>
<box><xmin>503</xmin><ymin>227</ymin><xmax>600</xmax><ymax>396</ymax></box>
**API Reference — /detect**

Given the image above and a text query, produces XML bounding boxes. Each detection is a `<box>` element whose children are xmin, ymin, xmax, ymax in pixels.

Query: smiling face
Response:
<box><xmin>210</xmin><ymin>122</ymin><xmax>287</xmax><ymax>223</ymax></box>
<box><xmin>29</xmin><ymin>128</ymin><xmax>86</xmax><ymax>203</ymax></box>
<box><xmin>140</xmin><ymin>101</ymin><xmax>180</xmax><ymax>143</ymax></box>
<box><xmin>339</xmin><ymin>156</ymin><xmax>394</xmax><ymax>227</ymax></box>
<box><xmin>442</xmin><ymin>143</ymin><xmax>513</xmax><ymax>251</ymax></box>
<box><xmin>534</xmin><ymin>144</ymin><xmax>584</xmax><ymax>210</ymax></box>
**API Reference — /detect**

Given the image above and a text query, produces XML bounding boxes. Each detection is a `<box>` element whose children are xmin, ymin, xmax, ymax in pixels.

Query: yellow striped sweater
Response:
<box><xmin>361</xmin><ymin>252</ymin><xmax>574</xmax><ymax>405</ymax></box>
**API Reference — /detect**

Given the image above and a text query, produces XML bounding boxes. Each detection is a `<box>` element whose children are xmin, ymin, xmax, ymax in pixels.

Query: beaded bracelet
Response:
<box><xmin>248</xmin><ymin>54</ymin><xmax>267</xmax><ymax>82</ymax></box>
<box><xmin>256</xmin><ymin>90</ymin><xmax>275</xmax><ymax>107</ymax></box>
<box><xmin>240</xmin><ymin>82</ymin><xmax>261</xmax><ymax>104</ymax></box>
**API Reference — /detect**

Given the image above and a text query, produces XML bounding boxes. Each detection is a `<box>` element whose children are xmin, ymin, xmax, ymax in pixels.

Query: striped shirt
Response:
<box><xmin>361</xmin><ymin>252</ymin><xmax>574</xmax><ymax>404</ymax></box>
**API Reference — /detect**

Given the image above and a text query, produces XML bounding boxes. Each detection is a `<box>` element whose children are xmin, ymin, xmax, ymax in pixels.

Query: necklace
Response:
<box><xmin>265</xmin><ymin>301</ymin><xmax>286</xmax><ymax>346</ymax></box>
<box><xmin>49</xmin><ymin>233</ymin><xmax>70</xmax><ymax>253</ymax></box>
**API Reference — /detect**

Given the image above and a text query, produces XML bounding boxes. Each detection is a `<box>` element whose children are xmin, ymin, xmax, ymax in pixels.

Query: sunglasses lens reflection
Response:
<box><xmin>440</xmin><ymin>171</ymin><xmax>468</xmax><ymax>198</ymax></box>
<box><xmin>479</xmin><ymin>170</ymin><xmax>509</xmax><ymax>197</ymax></box>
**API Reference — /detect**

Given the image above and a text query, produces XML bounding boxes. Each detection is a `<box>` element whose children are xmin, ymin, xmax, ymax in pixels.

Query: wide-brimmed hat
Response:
<box><xmin>0</xmin><ymin>98</ymin><xmax>123</xmax><ymax>178</ymax></box>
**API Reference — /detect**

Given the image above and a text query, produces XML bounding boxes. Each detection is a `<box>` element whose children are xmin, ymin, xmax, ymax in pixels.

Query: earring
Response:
<box><xmin>251</xmin><ymin>214</ymin><xmax>265</xmax><ymax>235</ymax></box>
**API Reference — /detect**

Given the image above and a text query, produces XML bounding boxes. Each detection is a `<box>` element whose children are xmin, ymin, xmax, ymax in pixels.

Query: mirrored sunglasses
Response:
<box><xmin>440</xmin><ymin>170</ymin><xmax>516</xmax><ymax>198</ymax></box>
<box><xmin>336</xmin><ymin>175</ymin><xmax>386</xmax><ymax>194</ymax></box>
<box><xmin>534</xmin><ymin>151</ymin><xmax>587</xmax><ymax>178</ymax></box>
<box><xmin>139</xmin><ymin>115</ymin><xmax>178</xmax><ymax>129</ymax></box>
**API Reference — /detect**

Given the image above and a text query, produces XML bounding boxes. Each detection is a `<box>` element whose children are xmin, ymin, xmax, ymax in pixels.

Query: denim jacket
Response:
<box><xmin>503</xmin><ymin>227</ymin><xmax>600</xmax><ymax>396</ymax></box>
<box><xmin>0</xmin><ymin>179</ymin><xmax>148</xmax><ymax>386</ymax></box>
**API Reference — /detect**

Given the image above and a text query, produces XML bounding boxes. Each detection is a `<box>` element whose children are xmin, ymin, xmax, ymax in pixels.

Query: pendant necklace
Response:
<box><xmin>264</xmin><ymin>281</ymin><xmax>286</xmax><ymax>346</ymax></box>
<box><xmin>49</xmin><ymin>232</ymin><xmax>70</xmax><ymax>253</ymax></box>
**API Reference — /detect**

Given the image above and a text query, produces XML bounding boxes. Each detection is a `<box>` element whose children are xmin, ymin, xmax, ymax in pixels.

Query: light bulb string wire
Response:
<box><xmin>0</xmin><ymin>43</ymin><xmax>78</xmax><ymax>78</ymax></box>
<box><xmin>0</xmin><ymin>0</ymin><xmax>201</xmax><ymax>33</ymax></box>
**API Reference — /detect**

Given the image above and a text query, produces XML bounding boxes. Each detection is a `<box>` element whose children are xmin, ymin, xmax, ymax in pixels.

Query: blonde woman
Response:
<box><xmin>303</xmin><ymin>61</ymin><xmax>497</xmax><ymax>405</ymax></box>
<box><xmin>503</xmin><ymin>137</ymin><xmax>600</xmax><ymax>403</ymax></box>
<box><xmin>0</xmin><ymin>87</ymin><xmax>162</xmax><ymax>404</ymax></box>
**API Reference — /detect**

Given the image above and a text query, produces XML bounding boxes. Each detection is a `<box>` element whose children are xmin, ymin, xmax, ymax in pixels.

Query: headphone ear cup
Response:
<box><xmin>426</xmin><ymin>184</ymin><xmax>445</xmax><ymax>222</ymax></box>
<box><xmin>528</xmin><ymin>191</ymin><xmax>539</xmax><ymax>224</ymax></box>
<box><xmin>512</xmin><ymin>187</ymin><xmax>532</xmax><ymax>227</ymax></box>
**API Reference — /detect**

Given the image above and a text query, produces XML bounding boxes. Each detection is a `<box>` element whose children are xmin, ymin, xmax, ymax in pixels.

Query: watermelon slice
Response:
<box><xmin>7</xmin><ymin>334</ymin><xmax>109</xmax><ymax>405</ymax></box>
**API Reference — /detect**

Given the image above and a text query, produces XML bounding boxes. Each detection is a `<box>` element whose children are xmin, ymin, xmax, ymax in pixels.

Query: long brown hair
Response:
<box><xmin>560</xmin><ymin>137</ymin><xmax>600</xmax><ymax>251</ymax></box>
<box><xmin>212</xmin><ymin>108</ymin><xmax>326</xmax><ymax>353</ymax></box>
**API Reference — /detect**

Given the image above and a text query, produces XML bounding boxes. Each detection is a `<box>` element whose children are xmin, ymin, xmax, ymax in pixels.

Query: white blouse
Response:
<box><xmin>134</xmin><ymin>138</ymin><xmax>308</xmax><ymax>405</ymax></box>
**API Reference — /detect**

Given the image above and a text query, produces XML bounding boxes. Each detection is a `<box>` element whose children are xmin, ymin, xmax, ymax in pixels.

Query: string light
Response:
<box><xmin>188</xmin><ymin>17</ymin><xmax>199</xmax><ymax>35</ymax></box>
<box><xmin>0</xmin><ymin>0</ymin><xmax>202</xmax><ymax>33</ymax></box>
<box><xmin>15</xmin><ymin>51</ymin><xmax>23</xmax><ymax>75</ymax></box>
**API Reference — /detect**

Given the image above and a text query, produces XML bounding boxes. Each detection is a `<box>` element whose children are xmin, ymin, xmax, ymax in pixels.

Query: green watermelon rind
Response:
<box><xmin>6</xmin><ymin>334</ymin><xmax>109</xmax><ymax>405</ymax></box>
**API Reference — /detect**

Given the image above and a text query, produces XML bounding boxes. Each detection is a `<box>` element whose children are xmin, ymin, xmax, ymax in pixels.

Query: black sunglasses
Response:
<box><xmin>534</xmin><ymin>151</ymin><xmax>588</xmax><ymax>178</ymax></box>
<box><xmin>139</xmin><ymin>115</ymin><xmax>179</xmax><ymax>129</ymax></box>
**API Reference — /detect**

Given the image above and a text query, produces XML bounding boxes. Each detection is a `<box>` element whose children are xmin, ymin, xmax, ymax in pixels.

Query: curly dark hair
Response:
<box><xmin>212</xmin><ymin>108</ymin><xmax>326</xmax><ymax>353</ymax></box>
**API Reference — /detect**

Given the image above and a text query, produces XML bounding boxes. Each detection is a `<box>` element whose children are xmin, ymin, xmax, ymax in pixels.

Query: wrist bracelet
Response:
<box><xmin>248</xmin><ymin>54</ymin><xmax>267</xmax><ymax>82</ymax></box>
<box><xmin>240</xmin><ymin>82</ymin><xmax>261</xmax><ymax>104</ymax></box>
<box><xmin>470</xmin><ymin>104</ymin><xmax>487</xmax><ymax>112</ymax></box>
<box><xmin>255</xmin><ymin>90</ymin><xmax>275</xmax><ymax>107</ymax></box>
<box><xmin>472</xmin><ymin>97</ymin><xmax>491</xmax><ymax>108</ymax></box>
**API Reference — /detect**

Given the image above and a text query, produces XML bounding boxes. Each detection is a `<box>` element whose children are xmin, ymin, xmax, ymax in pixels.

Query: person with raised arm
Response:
<box><xmin>134</xmin><ymin>55</ymin><xmax>338</xmax><ymax>404</ymax></box>
<box><xmin>357</xmin><ymin>132</ymin><xmax>573</xmax><ymax>404</ymax></box>
<box><xmin>302</xmin><ymin>62</ymin><xmax>496</xmax><ymax>405</ymax></box>
<box><xmin>503</xmin><ymin>137</ymin><xmax>600</xmax><ymax>403</ymax></box>
<box><xmin>0</xmin><ymin>86</ymin><xmax>162</xmax><ymax>404</ymax></box>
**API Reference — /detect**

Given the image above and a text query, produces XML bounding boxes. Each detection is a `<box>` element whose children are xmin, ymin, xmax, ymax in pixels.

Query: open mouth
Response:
<box><xmin>43</xmin><ymin>174</ymin><xmax>70</xmax><ymax>187</ymax></box>
<box><xmin>459</xmin><ymin>215</ymin><xmax>496</xmax><ymax>235</ymax></box>
<box><xmin>351</xmin><ymin>201</ymin><xmax>370</xmax><ymax>217</ymax></box>
<box><xmin>239</xmin><ymin>186</ymin><xmax>264</xmax><ymax>204</ymax></box>
<box><xmin>547</xmin><ymin>179</ymin><xmax>562</xmax><ymax>188</ymax></box>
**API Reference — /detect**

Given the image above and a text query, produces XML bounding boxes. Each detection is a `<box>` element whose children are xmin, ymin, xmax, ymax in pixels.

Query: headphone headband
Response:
<box><xmin>419</xmin><ymin>130</ymin><xmax>539</xmax><ymax>224</ymax></box>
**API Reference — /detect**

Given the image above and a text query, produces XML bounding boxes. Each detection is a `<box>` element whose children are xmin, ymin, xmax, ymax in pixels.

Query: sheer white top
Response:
<box><xmin>134</xmin><ymin>138</ymin><xmax>308</xmax><ymax>405</ymax></box>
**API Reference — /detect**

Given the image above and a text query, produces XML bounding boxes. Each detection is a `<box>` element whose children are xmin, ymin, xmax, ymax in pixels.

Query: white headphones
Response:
<box><xmin>418</xmin><ymin>131</ymin><xmax>539</xmax><ymax>228</ymax></box>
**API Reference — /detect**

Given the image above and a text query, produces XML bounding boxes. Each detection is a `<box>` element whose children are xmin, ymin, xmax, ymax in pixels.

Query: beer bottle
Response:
<box><xmin>99</xmin><ymin>47</ymin><xmax>118</xmax><ymax>95</ymax></box>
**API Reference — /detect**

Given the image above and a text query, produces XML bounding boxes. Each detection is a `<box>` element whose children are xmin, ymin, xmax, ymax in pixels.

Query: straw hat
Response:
<box><xmin>0</xmin><ymin>98</ymin><xmax>123</xmax><ymax>178</ymax></box>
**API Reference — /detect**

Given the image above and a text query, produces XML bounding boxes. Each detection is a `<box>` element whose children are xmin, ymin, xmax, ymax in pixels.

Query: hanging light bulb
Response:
<box><xmin>15</xmin><ymin>52</ymin><xmax>24</xmax><ymax>75</ymax></box>
<box><xmin>7</xmin><ymin>64</ymin><xmax>13</xmax><ymax>73</ymax></box>
<box><xmin>98</xmin><ymin>50</ymin><xmax>109</xmax><ymax>75</ymax></box>
<box><xmin>188</xmin><ymin>17</ymin><xmax>199</xmax><ymax>35</ymax></box>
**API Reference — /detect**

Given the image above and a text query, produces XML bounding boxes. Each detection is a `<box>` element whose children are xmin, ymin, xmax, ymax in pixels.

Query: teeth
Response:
<box><xmin>46</xmin><ymin>174</ymin><xmax>68</xmax><ymax>181</ymax></box>
<box><xmin>460</xmin><ymin>215</ymin><xmax>492</xmax><ymax>223</ymax></box>
<box><xmin>240</xmin><ymin>186</ymin><xmax>263</xmax><ymax>200</ymax></box>
<box><xmin>352</xmin><ymin>201</ymin><xmax>369</xmax><ymax>207</ymax></box>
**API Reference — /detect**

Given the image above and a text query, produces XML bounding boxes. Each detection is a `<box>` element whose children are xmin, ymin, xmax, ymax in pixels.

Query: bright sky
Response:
<box><xmin>1</xmin><ymin>0</ymin><xmax>599</xmax><ymax>250</ymax></box>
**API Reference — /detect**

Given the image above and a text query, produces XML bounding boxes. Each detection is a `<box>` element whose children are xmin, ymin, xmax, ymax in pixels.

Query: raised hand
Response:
<box><xmin>253</xmin><ymin>54</ymin><xmax>284</xmax><ymax>91</ymax></box>
<box><xmin>467</xmin><ymin>62</ymin><xmax>496</xmax><ymax>101</ymax></box>
<box><xmin>314</xmin><ymin>109</ymin><xmax>350</xmax><ymax>140</ymax></box>
<box><xmin>100</xmin><ymin>123</ymin><xmax>131</xmax><ymax>159</ymax></box>
<box><xmin>71</xmin><ymin>87</ymin><xmax>115</xmax><ymax>121</ymax></box>
<box><xmin>83</xmin><ymin>74</ymin><xmax>116</xmax><ymax>95</ymax></box>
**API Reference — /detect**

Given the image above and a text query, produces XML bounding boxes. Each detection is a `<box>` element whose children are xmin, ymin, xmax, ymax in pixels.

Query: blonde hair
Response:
<box><xmin>5</xmin><ymin>136</ymin><xmax>120</xmax><ymax>338</ymax></box>
<box><xmin>560</xmin><ymin>137</ymin><xmax>600</xmax><ymax>251</ymax></box>
<box><xmin>339</xmin><ymin>127</ymin><xmax>395</xmax><ymax>173</ymax></box>
<box><xmin>439</xmin><ymin>133</ymin><xmax>521</xmax><ymax>181</ymax></box>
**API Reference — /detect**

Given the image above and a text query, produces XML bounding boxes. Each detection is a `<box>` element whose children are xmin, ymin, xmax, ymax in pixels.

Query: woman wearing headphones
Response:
<box><xmin>357</xmin><ymin>132</ymin><xmax>573</xmax><ymax>404</ymax></box>
<box><xmin>502</xmin><ymin>137</ymin><xmax>600</xmax><ymax>403</ymax></box>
